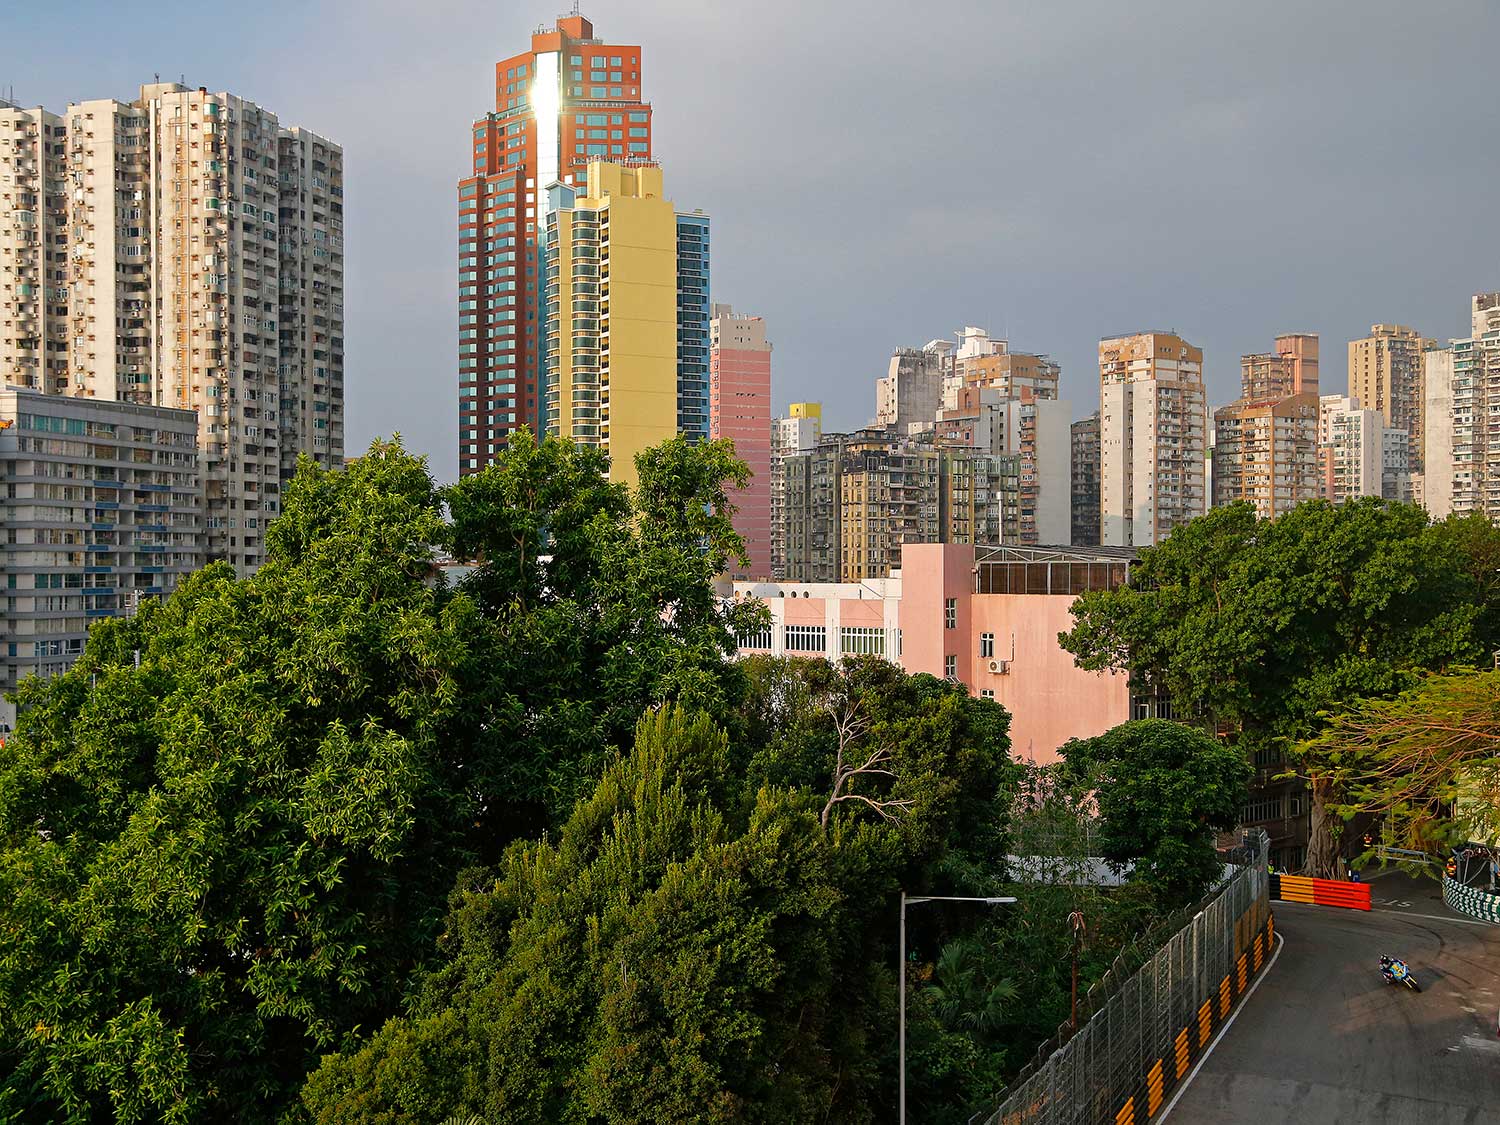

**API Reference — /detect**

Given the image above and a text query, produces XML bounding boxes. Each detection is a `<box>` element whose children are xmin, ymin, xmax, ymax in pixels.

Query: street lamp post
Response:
<box><xmin>899</xmin><ymin>893</ymin><xmax>1017</xmax><ymax>1124</ymax></box>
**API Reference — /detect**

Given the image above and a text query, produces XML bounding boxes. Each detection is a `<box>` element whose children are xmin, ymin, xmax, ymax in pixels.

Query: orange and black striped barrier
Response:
<box><xmin>1111</xmin><ymin>914</ymin><xmax>1275</xmax><ymax>1125</ymax></box>
<box><xmin>1270</xmin><ymin>873</ymin><xmax>1370</xmax><ymax>911</ymax></box>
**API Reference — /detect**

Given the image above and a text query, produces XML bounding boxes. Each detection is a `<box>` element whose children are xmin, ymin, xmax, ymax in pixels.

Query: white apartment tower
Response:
<box><xmin>1423</xmin><ymin>294</ymin><xmax>1500</xmax><ymax>521</ymax></box>
<box><xmin>1098</xmin><ymin>332</ymin><xmax>1206</xmax><ymax>547</ymax></box>
<box><xmin>0</xmin><ymin>104</ymin><xmax>70</xmax><ymax>394</ymax></box>
<box><xmin>1317</xmin><ymin>394</ymin><xmax>1384</xmax><ymax>502</ymax></box>
<box><xmin>0</xmin><ymin>85</ymin><xmax>343</xmax><ymax>573</ymax></box>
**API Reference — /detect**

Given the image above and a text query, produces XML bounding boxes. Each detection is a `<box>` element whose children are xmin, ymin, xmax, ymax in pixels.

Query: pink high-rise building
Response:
<box><xmin>710</xmin><ymin>304</ymin><xmax>772</xmax><ymax>579</ymax></box>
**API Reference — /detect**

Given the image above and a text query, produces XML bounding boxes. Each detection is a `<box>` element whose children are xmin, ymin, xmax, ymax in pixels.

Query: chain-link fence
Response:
<box><xmin>969</xmin><ymin>830</ymin><xmax>1270</xmax><ymax>1125</ymax></box>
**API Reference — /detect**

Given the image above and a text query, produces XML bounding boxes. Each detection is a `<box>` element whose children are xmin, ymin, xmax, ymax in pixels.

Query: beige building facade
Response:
<box><xmin>1</xmin><ymin>85</ymin><xmax>343</xmax><ymax>573</ymax></box>
<box><xmin>1348</xmin><ymin>324</ymin><xmax>1433</xmax><ymax>474</ymax></box>
<box><xmin>1098</xmin><ymin>332</ymin><xmax>1206</xmax><ymax>547</ymax></box>
<box><xmin>1212</xmin><ymin>334</ymin><xmax>1321</xmax><ymax>519</ymax></box>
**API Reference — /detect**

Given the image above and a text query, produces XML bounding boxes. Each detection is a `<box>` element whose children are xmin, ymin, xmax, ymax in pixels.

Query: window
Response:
<box><xmin>980</xmin><ymin>689</ymin><xmax>995</xmax><ymax>699</ymax></box>
<box><xmin>783</xmin><ymin>624</ymin><xmax>827</xmax><ymax>654</ymax></box>
<box><xmin>944</xmin><ymin>655</ymin><xmax>957</xmax><ymax>679</ymax></box>
<box><xmin>944</xmin><ymin>598</ymin><xmax>956</xmax><ymax>629</ymax></box>
<box><xmin>737</xmin><ymin>626</ymin><xmax>772</xmax><ymax>650</ymax></box>
<box><xmin>979</xmin><ymin>632</ymin><xmax>994</xmax><ymax>659</ymax></box>
<box><xmin>1241</xmin><ymin>795</ymin><xmax>1287</xmax><ymax>823</ymax></box>
<box><xmin>840</xmin><ymin>626</ymin><xmax>885</xmax><ymax>657</ymax></box>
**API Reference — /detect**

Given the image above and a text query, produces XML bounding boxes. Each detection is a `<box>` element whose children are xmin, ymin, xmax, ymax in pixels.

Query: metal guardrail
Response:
<box><xmin>969</xmin><ymin>830</ymin><xmax>1270</xmax><ymax>1125</ymax></box>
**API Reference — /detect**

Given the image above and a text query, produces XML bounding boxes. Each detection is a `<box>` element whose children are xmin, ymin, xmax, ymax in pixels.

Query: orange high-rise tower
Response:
<box><xmin>458</xmin><ymin>13</ymin><xmax>653</xmax><ymax>476</ymax></box>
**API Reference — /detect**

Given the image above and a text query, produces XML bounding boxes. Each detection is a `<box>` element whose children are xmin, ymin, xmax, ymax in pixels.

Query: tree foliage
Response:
<box><xmin>1305</xmin><ymin>669</ymin><xmax>1500</xmax><ymax>853</ymax></box>
<box><xmin>1059</xmin><ymin>500</ymin><xmax>1500</xmax><ymax>874</ymax></box>
<box><xmin>0</xmin><ymin>432</ymin><xmax>766</xmax><ymax>1123</ymax></box>
<box><xmin>300</xmin><ymin>661</ymin><xmax>1019</xmax><ymax>1124</ymax></box>
<box><xmin>441</xmin><ymin>429</ymin><xmax>763</xmax><ymax>829</ymax></box>
<box><xmin>1061</xmin><ymin>720</ymin><xmax>1250</xmax><ymax>905</ymax></box>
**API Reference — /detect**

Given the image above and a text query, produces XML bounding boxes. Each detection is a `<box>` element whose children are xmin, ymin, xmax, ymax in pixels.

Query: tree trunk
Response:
<box><xmin>1306</xmin><ymin>775</ymin><xmax>1341</xmax><ymax>879</ymax></box>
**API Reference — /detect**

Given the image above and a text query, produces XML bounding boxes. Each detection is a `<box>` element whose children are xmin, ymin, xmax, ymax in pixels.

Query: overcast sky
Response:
<box><xmin>10</xmin><ymin>0</ymin><xmax>1500</xmax><ymax>480</ymax></box>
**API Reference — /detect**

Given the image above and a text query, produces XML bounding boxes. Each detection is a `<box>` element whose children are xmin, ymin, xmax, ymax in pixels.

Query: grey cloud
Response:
<box><xmin>13</xmin><ymin>0</ymin><xmax>1500</xmax><ymax>467</ymax></box>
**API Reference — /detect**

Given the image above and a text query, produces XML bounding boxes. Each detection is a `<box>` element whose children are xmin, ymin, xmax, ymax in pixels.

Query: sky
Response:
<box><xmin>9</xmin><ymin>0</ymin><xmax>1500</xmax><ymax>481</ymax></box>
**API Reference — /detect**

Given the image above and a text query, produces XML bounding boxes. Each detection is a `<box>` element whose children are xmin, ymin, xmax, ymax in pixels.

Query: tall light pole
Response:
<box><xmin>899</xmin><ymin>893</ymin><xmax>1016</xmax><ymax>1124</ymax></box>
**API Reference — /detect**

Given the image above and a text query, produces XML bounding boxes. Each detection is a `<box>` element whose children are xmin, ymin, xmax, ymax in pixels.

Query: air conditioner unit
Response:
<box><xmin>987</xmin><ymin>659</ymin><xmax>1010</xmax><ymax>675</ymax></box>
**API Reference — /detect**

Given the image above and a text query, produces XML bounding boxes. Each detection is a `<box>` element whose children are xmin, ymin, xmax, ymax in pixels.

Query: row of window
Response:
<box><xmin>1241</xmin><ymin>794</ymin><xmax>1302</xmax><ymax>823</ymax></box>
<box><xmin>737</xmin><ymin>624</ymin><xmax>897</xmax><ymax>657</ymax></box>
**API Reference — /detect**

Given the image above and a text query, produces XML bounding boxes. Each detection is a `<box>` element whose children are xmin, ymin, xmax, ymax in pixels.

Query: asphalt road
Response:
<box><xmin>1164</xmin><ymin>870</ymin><xmax>1500</xmax><ymax>1124</ymax></box>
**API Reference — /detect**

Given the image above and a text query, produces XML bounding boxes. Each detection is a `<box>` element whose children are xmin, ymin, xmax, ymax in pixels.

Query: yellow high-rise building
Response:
<box><xmin>544</xmin><ymin>160</ymin><xmax>708</xmax><ymax>491</ymax></box>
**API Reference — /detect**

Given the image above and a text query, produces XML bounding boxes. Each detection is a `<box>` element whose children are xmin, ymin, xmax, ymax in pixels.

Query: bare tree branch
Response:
<box><xmin>820</xmin><ymin>694</ymin><xmax>912</xmax><ymax>828</ymax></box>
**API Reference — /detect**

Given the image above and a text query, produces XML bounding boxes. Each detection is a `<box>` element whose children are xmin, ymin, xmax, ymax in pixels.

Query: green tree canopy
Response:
<box><xmin>1305</xmin><ymin>669</ymin><xmax>1500</xmax><ymax>853</ymax></box>
<box><xmin>301</xmin><ymin>661</ymin><xmax>1019</xmax><ymax>1124</ymax></box>
<box><xmin>440</xmin><ymin>429</ymin><xmax>764</xmax><ymax>830</ymax></box>
<box><xmin>1060</xmin><ymin>720</ymin><xmax>1251</xmax><ymax>904</ymax></box>
<box><xmin>1059</xmin><ymin>500</ymin><xmax>1500</xmax><ymax>874</ymax></box>
<box><xmin>0</xmin><ymin>440</ymin><xmax>493</xmax><ymax>1122</ymax></box>
<box><xmin>0</xmin><ymin>432</ymin><xmax>769</xmax><ymax>1123</ymax></box>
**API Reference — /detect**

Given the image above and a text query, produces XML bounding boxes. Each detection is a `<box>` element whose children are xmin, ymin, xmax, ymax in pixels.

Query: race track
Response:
<box><xmin>1164</xmin><ymin>871</ymin><xmax>1500</xmax><ymax>1124</ymax></box>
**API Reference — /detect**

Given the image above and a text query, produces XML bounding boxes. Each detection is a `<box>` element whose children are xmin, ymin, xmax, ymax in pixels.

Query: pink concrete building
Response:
<box><xmin>729</xmin><ymin>542</ymin><xmax>1135</xmax><ymax>762</ymax></box>
<box><xmin>710</xmin><ymin>304</ymin><xmax>773</xmax><ymax>579</ymax></box>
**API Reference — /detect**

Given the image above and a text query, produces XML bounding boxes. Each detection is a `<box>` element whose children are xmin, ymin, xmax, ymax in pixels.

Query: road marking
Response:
<box><xmin>1275</xmin><ymin>901</ymin><xmax>1500</xmax><ymax>928</ymax></box>
<box><xmin>1461</xmin><ymin>1035</ymin><xmax>1500</xmax><ymax>1056</ymax></box>
<box><xmin>1158</xmin><ymin>933</ymin><xmax>1284</xmax><ymax>1123</ymax></box>
<box><xmin>1375</xmin><ymin>909</ymin><xmax>1500</xmax><ymax>929</ymax></box>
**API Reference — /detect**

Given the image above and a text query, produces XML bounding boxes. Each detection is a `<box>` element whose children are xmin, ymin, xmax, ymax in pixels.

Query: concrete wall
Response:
<box><xmin>1423</xmin><ymin>348</ymin><xmax>1455</xmax><ymax>519</ymax></box>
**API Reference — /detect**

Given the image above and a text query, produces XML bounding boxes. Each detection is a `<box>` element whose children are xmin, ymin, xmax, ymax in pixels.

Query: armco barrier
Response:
<box><xmin>970</xmin><ymin>831</ymin><xmax>1271</xmax><ymax>1125</ymax></box>
<box><xmin>1271</xmin><ymin>873</ymin><xmax>1371</xmax><ymax>911</ymax></box>
<box><xmin>1443</xmin><ymin>876</ymin><xmax>1500</xmax><ymax>924</ymax></box>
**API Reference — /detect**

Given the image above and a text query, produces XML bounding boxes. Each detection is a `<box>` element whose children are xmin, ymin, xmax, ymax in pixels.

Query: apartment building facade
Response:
<box><xmin>458</xmin><ymin>13</ymin><xmax>653</xmax><ymax>475</ymax></box>
<box><xmin>541</xmin><ymin>161</ymin><xmax>708</xmax><ymax>491</ymax></box>
<box><xmin>948</xmin><ymin>325</ymin><xmax>1061</xmax><ymax>405</ymax></box>
<box><xmin>934</xmin><ymin>386</ymin><xmax>1070</xmax><ymax>544</ymax></box>
<box><xmin>1348</xmin><ymin>324</ymin><xmax>1433</xmax><ymax>474</ymax></box>
<box><xmin>770</xmin><ymin>402</ymin><xmax>821</xmax><ymax>579</ymax></box>
<box><xmin>1424</xmin><ymin>294</ymin><xmax>1500</xmax><ymax>521</ymax></box>
<box><xmin>1212</xmin><ymin>395</ymin><xmax>1320</xmax><ymax>517</ymax></box>
<box><xmin>0</xmin><ymin>104</ymin><xmax>70</xmax><ymax>396</ymax></box>
<box><xmin>876</xmin><ymin>343</ymin><xmax>948</xmax><ymax>433</ymax></box>
<box><xmin>1071</xmin><ymin>412</ymin><xmax>1101</xmax><ymax>546</ymax></box>
<box><xmin>1098</xmin><ymin>331</ymin><xmax>1207</xmax><ymax>547</ymax></box>
<box><xmin>1</xmin><ymin>85</ymin><xmax>343</xmax><ymax>573</ymax></box>
<box><xmin>1211</xmin><ymin>335</ymin><xmax>1321</xmax><ymax>519</ymax></box>
<box><xmin>779</xmin><ymin>429</ymin><xmax>1021</xmax><ymax>582</ymax></box>
<box><xmin>1317</xmin><ymin>394</ymin><xmax>1384</xmax><ymax>502</ymax></box>
<box><xmin>709</xmin><ymin>304</ymin><xmax>771</xmax><ymax>579</ymax></box>
<box><xmin>0</xmin><ymin>389</ymin><xmax>201</xmax><ymax>726</ymax></box>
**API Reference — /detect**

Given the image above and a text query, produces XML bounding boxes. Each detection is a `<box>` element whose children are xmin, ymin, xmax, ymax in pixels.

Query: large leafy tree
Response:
<box><xmin>0</xmin><ymin>441</ymin><xmax>497</xmax><ymax>1122</ymax></box>
<box><xmin>0</xmin><ymin>431</ymin><xmax>770</xmax><ymax>1123</ymax></box>
<box><xmin>300</xmin><ymin>661</ymin><xmax>1019</xmax><ymax>1124</ymax></box>
<box><xmin>1059</xmin><ymin>501</ymin><xmax>1499</xmax><ymax>875</ymax></box>
<box><xmin>1306</xmin><ymin>669</ymin><xmax>1500</xmax><ymax>853</ymax></box>
<box><xmin>441</xmin><ymin>429</ymin><xmax>762</xmax><ymax>828</ymax></box>
<box><xmin>1060</xmin><ymin>720</ymin><xmax>1251</xmax><ymax>905</ymax></box>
